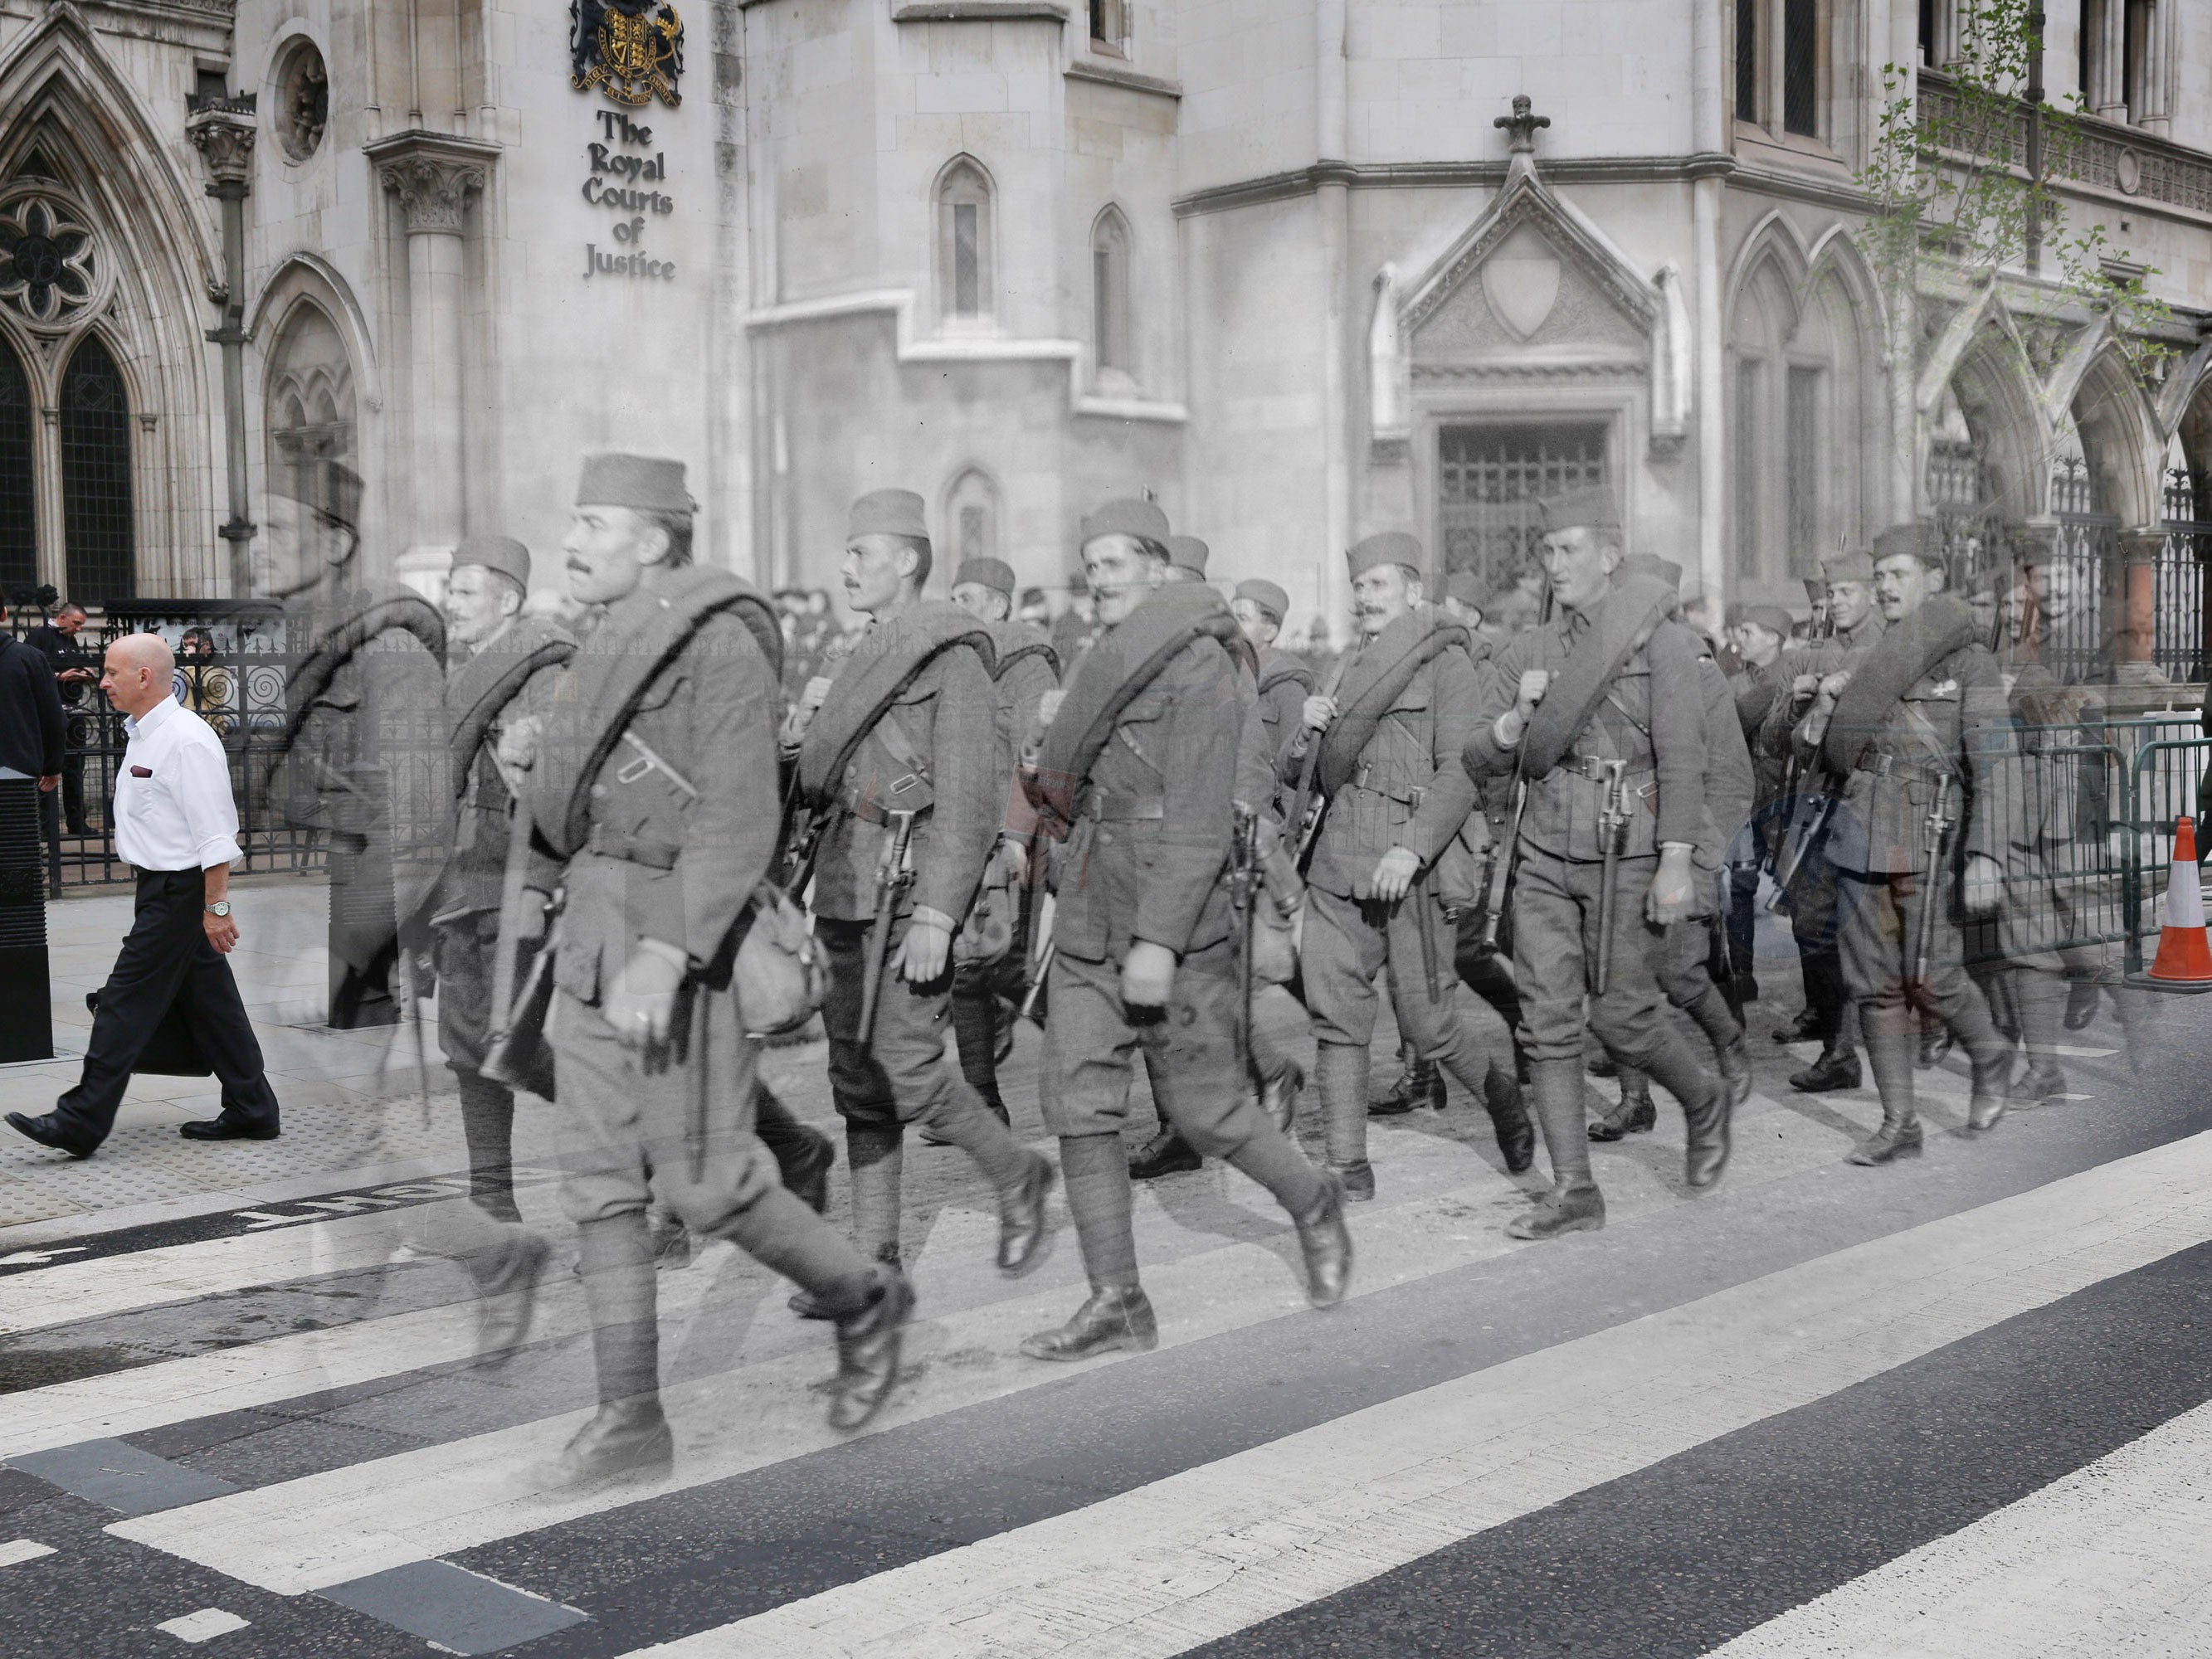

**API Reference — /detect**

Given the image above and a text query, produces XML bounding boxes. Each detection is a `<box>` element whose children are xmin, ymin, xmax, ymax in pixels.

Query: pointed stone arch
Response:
<box><xmin>0</xmin><ymin>5</ymin><xmax>222</xmax><ymax>596</ymax></box>
<box><xmin>1922</xmin><ymin>299</ymin><xmax>2050</xmax><ymax>522</ymax></box>
<box><xmin>2067</xmin><ymin>343</ymin><xmax>2164</xmax><ymax>529</ymax></box>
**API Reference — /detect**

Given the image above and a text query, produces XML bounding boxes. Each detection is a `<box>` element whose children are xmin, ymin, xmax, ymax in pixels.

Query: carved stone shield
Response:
<box><xmin>1481</xmin><ymin>228</ymin><xmax>1562</xmax><ymax>341</ymax></box>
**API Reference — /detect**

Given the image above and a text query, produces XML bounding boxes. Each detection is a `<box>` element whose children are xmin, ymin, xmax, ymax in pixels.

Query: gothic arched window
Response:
<box><xmin>0</xmin><ymin>338</ymin><xmax>33</xmax><ymax>592</ymax></box>
<box><xmin>935</xmin><ymin>157</ymin><xmax>996</xmax><ymax>326</ymax></box>
<box><xmin>59</xmin><ymin>333</ymin><xmax>132</xmax><ymax>603</ymax></box>
<box><xmin>264</xmin><ymin>301</ymin><xmax>357</xmax><ymax>509</ymax></box>
<box><xmin>1090</xmin><ymin>207</ymin><xmax>1133</xmax><ymax>384</ymax></box>
<box><xmin>944</xmin><ymin>467</ymin><xmax>999</xmax><ymax>570</ymax></box>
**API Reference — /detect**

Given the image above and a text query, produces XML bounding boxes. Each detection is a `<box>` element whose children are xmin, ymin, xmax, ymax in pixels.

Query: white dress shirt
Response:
<box><xmin>112</xmin><ymin>693</ymin><xmax>243</xmax><ymax>872</ymax></box>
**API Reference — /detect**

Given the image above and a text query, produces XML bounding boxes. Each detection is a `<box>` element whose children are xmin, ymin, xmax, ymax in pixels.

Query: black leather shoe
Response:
<box><xmin>1848</xmin><ymin>1120</ymin><xmax>1924</xmax><ymax>1165</ymax></box>
<box><xmin>1294</xmin><ymin>1170</ymin><xmax>1353</xmax><ymax>1308</ymax></box>
<box><xmin>828</xmin><ymin>1265</ymin><xmax>914</xmax><ymax>1431</ymax></box>
<box><xmin>1505</xmin><ymin>1185</ymin><xmax>1605</xmax><ymax>1240</ymax></box>
<box><xmin>1483</xmin><ymin>1067</ymin><xmax>1536</xmax><ymax>1175</ymax></box>
<box><xmin>996</xmin><ymin>1151</ymin><xmax>1055</xmax><ymax>1276</ymax></box>
<box><xmin>1128</xmin><ymin>1128</ymin><xmax>1202</xmax><ymax>1180</ymax></box>
<box><xmin>531</xmin><ymin>1397</ymin><xmax>675</xmax><ymax>1491</ymax></box>
<box><xmin>2012</xmin><ymin>1060</ymin><xmax>2068</xmax><ymax>1105</ymax></box>
<box><xmin>1020</xmin><ymin>1284</ymin><xmax>1158</xmax><ymax>1362</ymax></box>
<box><xmin>1328</xmin><ymin>1158</ymin><xmax>1375</xmax><ymax>1201</ymax></box>
<box><xmin>2064</xmin><ymin>980</ymin><xmax>2102</xmax><ymax>1031</ymax></box>
<box><xmin>1587</xmin><ymin>1091</ymin><xmax>1655</xmax><ymax>1141</ymax></box>
<box><xmin>7</xmin><ymin>1112</ymin><xmax>98</xmax><ymax>1158</ymax></box>
<box><xmin>1682</xmin><ymin>1084</ymin><xmax>1732</xmax><ymax>1190</ymax></box>
<box><xmin>178</xmin><ymin>1115</ymin><xmax>279</xmax><ymax>1142</ymax></box>
<box><xmin>1789</xmin><ymin>1047</ymin><xmax>1862</xmax><ymax>1093</ymax></box>
<box><xmin>1367</xmin><ymin>1061</ymin><xmax>1440</xmax><ymax>1117</ymax></box>
<box><xmin>778</xmin><ymin>1122</ymin><xmax>836</xmax><ymax>1214</ymax></box>
<box><xmin>470</xmin><ymin>1231</ymin><xmax>552</xmax><ymax>1365</ymax></box>
<box><xmin>1259</xmin><ymin>1063</ymin><xmax>1304</xmax><ymax>1133</ymax></box>
<box><xmin>1918</xmin><ymin>1024</ymin><xmax>1954</xmax><ymax>1068</ymax></box>
<box><xmin>1967</xmin><ymin>1058</ymin><xmax>2011</xmax><ymax>1133</ymax></box>
<box><xmin>1771</xmin><ymin>1008</ymin><xmax>1824</xmax><ymax>1045</ymax></box>
<box><xmin>1716</xmin><ymin>1038</ymin><xmax>1754</xmax><ymax>1108</ymax></box>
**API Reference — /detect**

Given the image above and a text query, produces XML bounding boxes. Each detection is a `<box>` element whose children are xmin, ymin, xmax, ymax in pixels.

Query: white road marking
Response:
<box><xmin>618</xmin><ymin>1131</ymin><xmax>2212</xmax><ymax>1659</ymax></box>
<box><xmin>0</xmin><ymin>1539</ymin><xmax>56</xmax><ymax>1567</ymax></box>
<box><xmin>154</xmin><ymin>1608</ymin><xmax>251</xmax><ymax>1643</ymax></box>
<box><xmin>1706</xmin><ymin>1397</ymin><xmax>2212</xmax><ymax>1658</ymax></box>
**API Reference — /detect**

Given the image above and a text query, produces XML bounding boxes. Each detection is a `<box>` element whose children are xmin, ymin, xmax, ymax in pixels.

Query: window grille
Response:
<box><xmin>0</xmin><ymin>342</ymin><xmax>34</xmax><ymax>593</ymax></box>
<box><xmin>1783</xmin><ymin>0</ymin><xmax>1819</xmax><ymax>136</ymax></box>
<box><xmin>1437</xmin><ymin>422</ymin><xmax>1607</xmax><ymax>590</ymax></box>
<box><xmin>59</xmin><ymin>335</ymin><xmax>132</xmax><ymax>605</ymax></box>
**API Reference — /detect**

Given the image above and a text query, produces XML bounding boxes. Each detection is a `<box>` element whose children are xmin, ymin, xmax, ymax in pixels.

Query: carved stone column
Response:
<box><xmin>365</xmin><ymin>131</ymin><xmax>496</xmax><ymax>597</ymax></box>
<box><xmin>2117</xmin><ymin>528</ymin><xmax>2168</xmax><ymax>684</ymax></box>
<box><xmin>186</xmin><ymin>94</ymin><xmax>257</xmax><ymax>598</ymax></box>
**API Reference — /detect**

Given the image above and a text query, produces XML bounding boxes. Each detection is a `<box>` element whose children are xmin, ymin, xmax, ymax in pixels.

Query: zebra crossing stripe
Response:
<box><xmin>615</xmin><ymin>1131</ymin><xmax>2212</xmax><ymax>1658</ymax></box>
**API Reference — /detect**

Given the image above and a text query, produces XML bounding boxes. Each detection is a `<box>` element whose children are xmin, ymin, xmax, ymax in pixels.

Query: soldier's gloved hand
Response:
<box><xmin>606</xmin><ymin>945</ymin><xmax>685</xmax><ymax>1049</ymax></box>
<box><xmin>801</xmin><ymin>674</ymin><xmax>834</xmax><ymax>713</ymax></box>
<box><xmin>896</xmin><ymin>917</ymin><xmax>953</xmax><ymax>985</ymax></box>
<box><xmin>1367</xmin><ymin>845</ymin><xmax>1421</xmax><ymax>904</ymax></box>
<box><xmin>514</xmin><ymin>888</ymin><xmax>552</xmax><ymax>946</ymax></box>
<box><xmin>1301</xmin><ymin>695</ymin><xmax>1339</xmax><ymax>732</ymax></box>
<box><xmin>1791</xmin><ymin>673</ymin><xmax>1821</xmax><ymax>703</ymax></box>
<box><xmin>497</xmin><ymin>715</ymin><xmax>542</xmax><ymax>772</ymax></box>
<box><xmin>1514</xmin><ymin>669</ymin><xmax>1552</xmax><ymax>719</ymax></box>
<box><xmin>1961</xmin><ymin>853</ymin><xmax>2005</xmax><ymax>917</ymax></box>
<box><xmin>1120</xmin><ymin>940</ymin><xmax>1178</xmax><ymax>1010</ymax></box>
<box><xmin>1815</xmin><ymin>671</ymin><xmax>1851</xmax><ymax>708</ymax></box>
<box><xmin>1646</xmin><ymin>844</ymin><xmax>1697</xmax><ymax>926</ymax></box>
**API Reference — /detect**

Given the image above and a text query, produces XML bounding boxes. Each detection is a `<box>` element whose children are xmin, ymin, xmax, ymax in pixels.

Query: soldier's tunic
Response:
<box><xmin>1463</xmin><ymin>594</ymin><xmax>1708</xmax><ymax>1068</ymax></box>
<box><xmin>539</xmin><ymin>586</ymin><xmax>785</xmax><ymax>1233</ymax></box>
<box><xmin>275</xmin><ymin>588</ymin><xmax>450</xmax><ymax>1029</ymax></box>
<box><xmin>1250</xmin><ymin>647</ymin><xmax>1313</xmax><ymax>804</ymax></box>
<box><xmin>1646</xmin><ymin>652</ymin><xmax>1755</xmax><ymax>1020</ymax></box>
<box><xmin>806</xmin><ymin>611</ymin><xmax>1000</xmax><ymax>1137</ymax></box>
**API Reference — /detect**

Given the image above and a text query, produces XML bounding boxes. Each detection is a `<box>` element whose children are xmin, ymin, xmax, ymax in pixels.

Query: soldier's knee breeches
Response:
<box><xmin>818</xmin><ymin>915</ymin><xmax>957</xmax><ymax>1133</ymax></box>
<box><xmin>1299</xmin><ymin>887</ymin><xmax>1385</xmax><ymax>1050</ymax></box>
<box><xmin>1042</xmin><ymin>943</ymin><xmax>1253</xmax><ymax>1155</ymax></box>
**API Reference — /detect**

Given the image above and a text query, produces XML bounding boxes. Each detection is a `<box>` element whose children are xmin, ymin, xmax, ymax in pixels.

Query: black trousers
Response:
<box><xmin>56</xmin><ymin>868</ymin><xmax>280</xmax><ymax>1148</ymax></box>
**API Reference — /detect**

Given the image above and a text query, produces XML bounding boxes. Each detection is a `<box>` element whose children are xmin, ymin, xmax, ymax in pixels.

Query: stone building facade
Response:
<box><xmin>0</xmin><ymin>0</ymin><xmax>2208</xmax><ymax>672</ymax></box>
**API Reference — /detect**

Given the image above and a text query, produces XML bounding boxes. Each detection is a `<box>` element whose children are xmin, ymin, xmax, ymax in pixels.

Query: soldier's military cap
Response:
<box><xmin>284</xmin><ymin>457</ymin><xmax>362</xmax><ymax>530</ymax></box>
<box><xmin>1741</xmin><ymin>603</ymin><xmax>1795</xmax><ymax>641</ymax></box>
<box><xmin>453</xmin><ymin>533</ymin><xmax>533</xmax><ymax>593</ymax></box>
<box><xmin>1537</xmin><ymin>483</ymin><xmax>1622</xmax><ymax>533</ymax></box>
<box><xmin>1868</xmin><ymin>522</ymin><xmax>1942</xmax><ymax>569</ymax></box>
<box><xmin>1617</xmin><ymin>552</ymin><xmax>1684</xmax><ymax>588</ymax></box>
<box><xmin>1823</xmin><ymin>547</ymin><xmax>1878</xmax><ymax>583</ymax></box>
<box><xmin>1801</xmin><ymin>574</ymin><xmax>1830</xmax><ymax>602</ymax></box>
<box><xmin>577</xmin><ymin>453</ymin><xmax>694</xmax><ymax>513</ymax></box>
<box><xmin>1347</xmin><ymin>530</ymin><xmax>1425</xmax><ymax>578</ymax></box>
<box><xmin>1081</xmin><ymin>497</ymin><xmax>1172</xmax><ymax>547</ymax></box>
<box><xmin>849</xmin><ymin>488</ymin><xmax>930</xmax><ymax>543</ymax></box>
<box><xmin>1234</xmin><ymin>578</ymin><xmax>1289</xmax><ymax>624</ymax></box>
<box><xmin>953</xmin><ymin>556</ymin><xmax>1016</xmax><ymax>596</ymax></box>
<box><xmin>1444</xmin><ymin>569</ymin><xmax>1485</xmax><ymax>609</ymax></box>
<box><xmin>1166</xmin><ymin>535</ymin><xmax>1211</xmax><ymax>577</ymax></box>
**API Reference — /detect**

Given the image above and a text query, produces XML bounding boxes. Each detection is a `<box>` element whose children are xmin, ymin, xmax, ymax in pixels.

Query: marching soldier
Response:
<box><xmin>1791</xmin><ymin>523</ymin><xmax>2015</xmax><ymax>1164</ymax></box>
<box><xmin>1233</xmin><ymin>578</ymin><xmax>1313</xmax><ymax>774</ymax></box>
<box><xmin>1020</xmin><ymin>498</ymin><xmax>1351</xmax><ymax>1359</ymax></box>
<box><xmin>256</xmin><ymin>460</ymin><xmax>449</xmax><ymax>1030</ymax></box>
<box><xmin>1285</xmin><ymin>533</ymin><xmax>1530</xmax><ymax>1198</ymax></box>
<box><xmin>1462</xmin><ymin>487</ymin><xmax>1730</xmax><ymax>1239</ymax></box>
<box><xmin>1762</xmin><ymin>549</ymin><xmax>1885</xmax><ymax>1092</ymax></box>
<box><xmin>1724</xmin><ymin>604</ymin><xmax>1796</xmax><ymax>1005</ymax></box>
<box><xmin>1591</xmin><ymin>555</ymin><xmax>1756</xmax><ymax>1139</ymax></box>
<box><xmin>782</xmin><ymin>491</ymin><xmax>1055</xmax><ymax>1292</ymax></box>
<box><xmin>521</xmin><ymin>455</ymin><xmax>910</xmax><ymax>1485</ymax></box>
<box><xmin>943</xmin><ymin>553</ymin><xmax>1060</xmax><ymax>1131</ymax></box>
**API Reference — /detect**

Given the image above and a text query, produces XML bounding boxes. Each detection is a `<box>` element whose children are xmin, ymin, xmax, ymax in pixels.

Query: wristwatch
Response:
<box><xmin>205</xmin><ymin>901</ymin><xmax>231</xmax><ymax>917</ymax></box>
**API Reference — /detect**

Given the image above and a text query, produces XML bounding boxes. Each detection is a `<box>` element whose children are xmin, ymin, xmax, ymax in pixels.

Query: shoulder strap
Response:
<box><xmin>798</xmin><ymin>628</ymin><xmax>989</xmax><ymax>805</ymax></box>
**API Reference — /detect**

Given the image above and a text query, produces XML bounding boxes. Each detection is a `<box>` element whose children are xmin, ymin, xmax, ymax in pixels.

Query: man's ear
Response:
<box><xmin>637</xmin><ymin>521</ymin><xmax>673</xmax><ymax>567</ymax></box>
<box><xmin>1599</xmin><ymin>539</ymin><xmax>1625</xmax><ymax>575</ymax></box>
<box><xmin>894</xmin><ymin>542</ymin><xmax>922</xmax><ymax>584</ymax></box>
<box><xmin>1405</xmin><ymin>576</ymin><xmax>1425</xmax><ymax>609</ymax></box>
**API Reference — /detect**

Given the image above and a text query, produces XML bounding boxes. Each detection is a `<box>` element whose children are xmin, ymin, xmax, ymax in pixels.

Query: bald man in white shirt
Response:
<box><xmin>7</xmin><ymin>633</ymin><xmax>280</xmax><ymax>1158</ymax></box>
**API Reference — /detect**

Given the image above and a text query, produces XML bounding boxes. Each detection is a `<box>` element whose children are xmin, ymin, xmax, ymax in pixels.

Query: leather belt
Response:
<box><xmin>841</xmin><ymin>785</ymin><xmax>935</xmax><ymax>826</ymax></box>
<box><xmin>1563</xmin><ymin>756</ymin><xmax>1656</xmax><ymax>781</ymax></box>
<box><xmin>1854</xmin><ymin>752</ymin><xmax>1952</xmax><ymax>782</ymax></box>
<box><xmin>1350</xmin><ymin>765</ymin><xmax>1425</xmax><ymax>806</ymax></box>
<box><xmin>586</xmin><ymin>825</ymin><xmax>680</xmax><ymax>869</ymax></box>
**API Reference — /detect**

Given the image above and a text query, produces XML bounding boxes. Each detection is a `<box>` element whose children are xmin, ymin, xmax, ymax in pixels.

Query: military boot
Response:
<box><xmin>2063</xmin><ymin>979</ymin><xmax>2102</xmax><ymax>1031</ymax></box>
<box><xmin>537</xmin><ymin>1213</ymin><xmax>674</xmax><ymax>1490</ymax></box>
<box><xmin>1316</xmin><ymin>1044</ymin><xmax>1376</xmax><ymax>1200</ymax></box>
<box><xmin>1367</xmin><ymin>1057</ymin><xmax>1441</xmax><ymax>1117</ymax></box>
<box><xmin>464</xmin><ymin>1227</ymin><xmax>551</xmax><ymax>1366</ymax></box>
<box><xmin>1482</xmin><ymin>1061</ymin><xmax>1536</xmax><ymax>1175</ymax></box>
<box><xmin>1019</xmin><ymin>1283</ymin><xmax>1159</xmax><ymax>1361</ymax></box>
<box><xmin>996</xmin><ymin>1151</ymin><xmax>1057</xmax><ymax>1275</ymax></box>
<box><xmin>1789</xmin><ymin>1044</ymin><xmax>1862</xmax><ymax>1093</ymax></box>
<box><xmin>1849</xmin><ymin>1029</ymin><xmax>1922</xmax><ymax>1165</ymax></box>
<box><xmin>827</xmin><ymin>1264</ymin><xmax>915</xmax><ymax>1431</ymax></box>
<box><xmin>2011</xmin><ymin>1059</ymin><xmax>2068</xmax><ymax>1105</ymax></box>
<box><xmin>1128</xmin><ymin>1127</ymin><xmax>1202</xmax><ymax>1180</ymax></box>
<box><xmin>1258</xmin><ymin>1061</ymin><xmax>1305</xmax><ymax>1134</ymax></box>
<box><xmin>1507</xmin><ymin>1060</ymin><xmax>1606</xmax><ymax>1240</ymax></box>
<box><xmin>1587</xmin><ymin>1072</ymin><xmax>1655</xmax><ymax>1141</ymax></box>
<box><xmin>1715</xmin><ymin>1036</ymin><xmax>1754</xmax><ymax>1108</ymax></box>
<box><xmin>1642</xmin><ymin>1039</ymin><xmax>1734</xmax><ymax>1190</ymax></box>
<box><xmin>1294</xmin><ymin>1170</ymin><xmax>1353</xmax><ymax>1308</ymax></box>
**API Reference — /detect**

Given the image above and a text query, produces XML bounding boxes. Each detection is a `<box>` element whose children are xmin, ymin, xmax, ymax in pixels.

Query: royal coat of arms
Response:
<box><xmin>570</xmin><ymin>0</ymin><xmax>685</xmax><ymax>109</ymax></box>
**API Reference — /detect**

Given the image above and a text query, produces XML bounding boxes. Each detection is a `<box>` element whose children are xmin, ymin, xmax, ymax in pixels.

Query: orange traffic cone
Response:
<box><xmin>2148</xmin><ymin>815</ymin><xmax>2212</xmax><ymax>985</ymax></box>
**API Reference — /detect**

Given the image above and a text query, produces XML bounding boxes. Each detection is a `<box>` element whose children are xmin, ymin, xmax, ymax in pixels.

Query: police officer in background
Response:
<box><xmin>1791</xmin><ymin>523</ymin><xmax>2015</xmax><ymax>1165</ymax></box>
<box><xmin>1463</xmin><ymin>486</ymin><xmax>1729</xmax><ymax>1239</ymax></box>
<box><xmin>521</xmin><ymin>455</ymin><xmax>910</xmax><ymax>1486</ymax></box>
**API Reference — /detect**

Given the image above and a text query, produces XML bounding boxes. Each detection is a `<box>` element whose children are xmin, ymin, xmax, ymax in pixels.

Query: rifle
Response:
<box><xmin>1286</xmin><ymin>654</ymin><xmax>1352</xmax><ymax>864</ymax></box>
<box><xmin>1474</xmin><ymin>570</ymin><xmax>1555</xmax><ymax>954</ymax></box>
<box><xmin>1912</xmin><ymin>771</ymin><xmax>1958</xmax><ymax>997</ymax></box>
<box><xmin>1594</xmin><ymin>758</ymin><xmax>1630</xmax><ymax>996</ymax></box>
<box><xmin>1230</xmin><ymin>803</ymin><xmax>1261</xmax><ymax>1075</ymax></box>
<box><xmin>856</xmin><ymin>808</ymin><xmax>918</xmax><ymax>1048</ymax></box>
